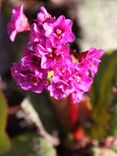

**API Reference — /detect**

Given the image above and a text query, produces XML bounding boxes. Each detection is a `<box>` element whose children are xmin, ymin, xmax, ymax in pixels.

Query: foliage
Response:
<box><xmin>90</xmin><ymin>50</ymin><xmax>117</xmax><ymax>139</ymax></box>
<box><xmin>35</xmin><ymin>137</ymin><xmax>57</xmax><ymax>156</ymax></box>
<box><xmin>108</xmin><ymin>103</ymin><xmax>117</xmax><ymax>136</ymax></box>
<box><xmin>0</xmin><ymin>91</ymin><xmax>11</xmax><ymax>153</ymax></box>
<box><xmin>0</xmin><ymin>133</ymin><xmax>56</xmax><ymax>156</ymax></box>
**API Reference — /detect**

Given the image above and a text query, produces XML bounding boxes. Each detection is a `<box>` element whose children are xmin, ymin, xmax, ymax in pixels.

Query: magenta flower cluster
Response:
<box><xmin>8</xmin><ymin>5</ymin><xmax>104</xmax><ymax>104</ymax></box>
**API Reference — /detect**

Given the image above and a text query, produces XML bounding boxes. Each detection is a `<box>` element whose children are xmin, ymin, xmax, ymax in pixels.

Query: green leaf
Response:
<box><xmin>35</xmin><ymin>137</ymin><xmax>57</xmax><ymax>156</ymax></box>
<box><xmin>0</xmin><ymin>133</ymin><xmax>57</xmax><ymax>156</ymax></box>
<box><xmin>29</xmin><ymin>92</ymin><xmax>59</xmax><ymax>133</ymax></box>
<box><xmin>0</xmin><ymin>132</ymin><xmax>11</xmax><ymax>154</ymax></box>
<box><xmin>108</xmin><ymin>103</ymin><xmax>117</xmax><ymax>136</ymax></box>
<box><xmin>91</xmin><ymin>147</ymin><xmax>117</xmax><ymax>156</ymax></box>
<box><xmin>0</xmin><ymin>91</ymin><xmax>11</xmax><ymax>153</ymax></box>
<box><xmin>90</xmin><ymin>50</ymin><xmax>117</xmax><ymax>139</ymax></box>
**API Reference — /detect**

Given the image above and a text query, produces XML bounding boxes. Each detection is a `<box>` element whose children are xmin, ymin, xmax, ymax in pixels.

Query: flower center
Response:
<box><xmin>55</xmin><ymin>28</ymin><xmax>63</xmax><ymax>36</ymax></box>
<box><xmin>21</xmin><ymin>69</ymin><xmax>30</xmax><ymax>75</ymax></box>
<box><xmin>47</xmin><ymin>70</ymin><xmax>54</xmax><ymax>81</ymax></box>
<box><xmin>50</xmin><ymin>49</ymin><xmax>56</xmax><ymax>58</ymax></box>
<box><xmin>32</xmin><ymin>56</ymin><xmax>41</xmax><ymax>67</ymax></box>
<box><xmin>29</xmin><ymin>76</ymin><xmax>38</xmax><ymax>84</ymax></box>
<box><xmin>44</xmin><ymin>15</ymin><xmax>51</xmax><ymax>21</ymax></box>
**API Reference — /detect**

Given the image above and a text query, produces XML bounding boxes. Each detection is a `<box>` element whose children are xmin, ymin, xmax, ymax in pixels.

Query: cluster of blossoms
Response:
<box><xmin>8</xmin><ymin>5</ymin><xmax>104</xmax><ymax>104</ymax></box>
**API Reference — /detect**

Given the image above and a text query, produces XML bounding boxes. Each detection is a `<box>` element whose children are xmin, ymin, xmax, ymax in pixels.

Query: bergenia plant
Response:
<box><xmin>8</xmin><ymin>5</ymin><xmax>104</xmax><ymax>104</ymax></box>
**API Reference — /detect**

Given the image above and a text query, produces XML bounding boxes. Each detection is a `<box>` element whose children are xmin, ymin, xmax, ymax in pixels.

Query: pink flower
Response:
<box><xmin>29</xmin><ymin>23</ymin><xmax>46</xmax><ymax>46</ymax></box>
<box><xmin>35</xmin><ymin>39</ymin><xmax>71</xmax><ymax>69</ymax></box>
<box><xmin>7</xmin><ymin>4</ymin><xmax>30</xmax><ymax>41</ymax></box>
<box><xmin>11</xmin><ymin>63</ymin><xmax>48</xmax><ymax>93</ymax></box>
<box><xmin>70</xmin><ymin>64</ymin><xmax>92</xmax><ymax>103</ymax></box>
<box><xmin>78</xmin><ymin>48</ymin><xmax>104</xmax><ymax>77</ymax></box>
<box><xmin>47</xmin><ymin>63</ymin><xmax>74</xmax><ymax>99</ymax></box>
<box><xmin>21</xmin><ymin>52</ymin><xmax>47</xmax><ymax>79</ymax></box>
<box><xmin>48</xmin><ymin>62</ymin><xmax>92</xmax><ymax>102</ymax></box>
<box><xmin>71</xmin><ymin>91</ymin><xmax>83</xmax><ymax>104</ymax></box>
<box><xmin>37</xmin><ymin>6</ymin><xmax>55</xmax><ymax>23</ymax></box>
<box><xmin>43</xmin><ymin>15</ymin><xmax>75</xmax><ymax>44</ymax></box>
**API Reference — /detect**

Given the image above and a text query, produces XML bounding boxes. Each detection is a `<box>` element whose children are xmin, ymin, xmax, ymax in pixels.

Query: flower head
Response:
<box><xmin>9</xmin><ymin>6</ymin><xmax>104</xmax><ymax>104</ymax></box>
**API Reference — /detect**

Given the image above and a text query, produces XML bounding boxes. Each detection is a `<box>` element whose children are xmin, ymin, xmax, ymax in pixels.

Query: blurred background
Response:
<box><xmin>0</xmin><ymin>0</ymin><xmax>117</xmax><ymax>156</ymax></box>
